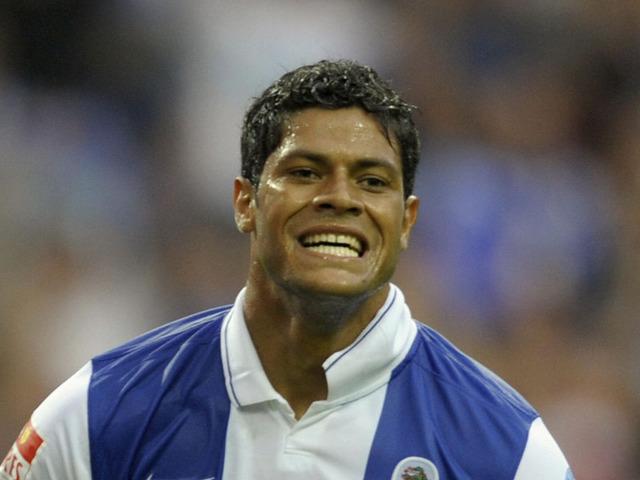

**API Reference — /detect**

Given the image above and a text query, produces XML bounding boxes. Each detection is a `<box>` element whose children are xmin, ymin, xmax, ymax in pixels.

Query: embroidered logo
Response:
<box><xmin>391</xmin><ymin>456</ymin><xmax>439</xmax><ymax>480</ymax></box>
<box><xmin>1</xmin><ymin>421</ymin><xmax>45</xmax><ymax>480</ymax></box>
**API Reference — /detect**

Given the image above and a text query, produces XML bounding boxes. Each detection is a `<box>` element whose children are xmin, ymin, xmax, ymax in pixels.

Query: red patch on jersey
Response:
<box><xmin>15</xmin><ymin>421</ymin><xmax>44</xmax><ymax>464</ymax></box>
<box><xmin>1</xmin><ymin>421</ymin><xmax>45</xmax><ymax>480</ymax></box>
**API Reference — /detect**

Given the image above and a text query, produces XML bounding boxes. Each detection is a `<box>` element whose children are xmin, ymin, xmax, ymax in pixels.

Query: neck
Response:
<box><xmin>242</xmin><ymin>271</ymin><xmax>389</xmax><ymax>418</ymax></box>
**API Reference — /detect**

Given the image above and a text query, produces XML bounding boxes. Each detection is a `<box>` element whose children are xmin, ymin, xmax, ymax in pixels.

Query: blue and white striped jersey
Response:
<box><xmin>1</xmin><ymin>285</ymin><xmax>572</xmax><ymax>479</ymax></box>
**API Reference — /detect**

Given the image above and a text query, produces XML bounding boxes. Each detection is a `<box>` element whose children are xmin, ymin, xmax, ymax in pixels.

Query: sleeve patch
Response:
<box><xmin>1</xmin><ymin>421</ymin><xmax>45</xmax><ymax>480</ymax></box>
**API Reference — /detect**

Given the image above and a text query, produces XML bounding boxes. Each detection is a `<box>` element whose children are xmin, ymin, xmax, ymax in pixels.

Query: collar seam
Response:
<box><xmin>324</xmin><ymin>288</ymin><xmax>398</xmax><ymax>372</ymax></box>
<box><xmin>223</xmin><ymin>310</ymin><xmax>242</xmax><ymax>406</ymax></box>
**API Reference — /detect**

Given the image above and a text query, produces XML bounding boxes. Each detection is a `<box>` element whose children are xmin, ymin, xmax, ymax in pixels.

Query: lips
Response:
<box><xmin>299</xmin><ymin>232</ymin><xmax>364</xmax><ymax>257</ymax></box>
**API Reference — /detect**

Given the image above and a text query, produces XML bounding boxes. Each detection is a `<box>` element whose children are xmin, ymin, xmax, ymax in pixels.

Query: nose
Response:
<box><xmin>311</xmin><ymin>172</ymin><xmax>363</xmax><ymax>215</ymax></box>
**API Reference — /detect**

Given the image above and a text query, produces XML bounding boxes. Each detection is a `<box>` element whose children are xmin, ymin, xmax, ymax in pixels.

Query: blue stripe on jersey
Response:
<box><xmin>364</xmin><ymin>323</ymin><xmax>538</xmax><ymax>479</ymax></box>
<box><xmin>88</xmin><ymin>306</ymin><xmax>232</xmax><ymax>480</ymax></box>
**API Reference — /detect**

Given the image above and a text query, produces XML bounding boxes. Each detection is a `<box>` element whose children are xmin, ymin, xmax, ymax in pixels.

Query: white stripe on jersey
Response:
<box><xmin>514</xmin><ymin>417</ymin><xmax>570</xmax><ymax>479</ymax></box>
<box><xmin>28</xmin><ymin>362</ymin><xmax>92</xmax><ymax>479</ymax></box>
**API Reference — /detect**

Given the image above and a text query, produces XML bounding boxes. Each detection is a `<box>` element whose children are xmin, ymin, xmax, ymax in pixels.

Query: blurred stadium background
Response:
<box><xmin>1</xmin><ymin>1</ymin><xmax>639</xmax><ymax>477</ymax></box>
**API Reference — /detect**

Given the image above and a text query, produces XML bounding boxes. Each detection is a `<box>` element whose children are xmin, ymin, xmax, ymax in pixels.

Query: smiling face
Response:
<box><xmin>234</xmin><ymin>107</ymin><xmax>419</xmax><ymax>301</ymax></box>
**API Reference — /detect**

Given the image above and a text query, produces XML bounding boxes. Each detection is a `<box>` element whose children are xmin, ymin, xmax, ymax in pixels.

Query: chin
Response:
<box><xmin>285</xmin><ymin>275</ymin><xmax>386</xmax><ymax>301</ymax></box>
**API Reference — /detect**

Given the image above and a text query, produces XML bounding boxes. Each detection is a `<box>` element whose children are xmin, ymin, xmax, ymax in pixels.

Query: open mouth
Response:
<box><xmin>299</xmin><ymin>233</ymin><xmax>364</xmax><ymax>258</ymax></box>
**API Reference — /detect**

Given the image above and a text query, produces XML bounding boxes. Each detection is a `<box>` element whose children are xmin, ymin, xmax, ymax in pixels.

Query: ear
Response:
<box><xmin>400</xmin><ymin>195</ymin><xmax>419</xmax><ymax>250</ymax></box>
<box><xmin>233</xmin><ymin>177</ymin><xmax>256</xmax><ymax>233</ymax></box>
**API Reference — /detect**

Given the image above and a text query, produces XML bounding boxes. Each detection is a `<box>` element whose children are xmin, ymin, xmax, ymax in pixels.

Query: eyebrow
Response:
<box><xmin>282</xmin><ymin>149</ymin><xmax>400</xmax><ymax>173</ymax></box>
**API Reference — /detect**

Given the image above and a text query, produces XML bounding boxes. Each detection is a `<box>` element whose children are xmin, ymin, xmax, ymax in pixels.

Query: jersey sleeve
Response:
<box><xmin>0</xmin><ymin>362</ymin><xmax>92</xmax><ymax>480</ymax></box>
<box><xmin>513</xmin><ymin>417</ymin><xmax>573</xmax><ymax>480</ymax></box>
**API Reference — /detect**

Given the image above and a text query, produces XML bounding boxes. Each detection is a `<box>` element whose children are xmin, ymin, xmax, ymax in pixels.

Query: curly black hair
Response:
<box><xmin>240</xmin><ymin>59</ymin><xmax>420</xmax><ymax>197</ymax></box>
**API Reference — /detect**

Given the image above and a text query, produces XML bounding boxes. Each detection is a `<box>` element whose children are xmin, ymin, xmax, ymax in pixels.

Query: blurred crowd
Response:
<box><xmin>1</xmin><ymin>1</ymin><xmax>639</xmax><ymax>477</ymax></box>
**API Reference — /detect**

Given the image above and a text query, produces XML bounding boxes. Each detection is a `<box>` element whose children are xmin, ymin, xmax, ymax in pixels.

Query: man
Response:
<box><xmin>2</xmin><ymin>60</ymin><xmax>572</xmax><ymax>479</ymax></box>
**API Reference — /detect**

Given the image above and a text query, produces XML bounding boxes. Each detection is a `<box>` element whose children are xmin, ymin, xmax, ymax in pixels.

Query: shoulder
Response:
<box><xmin>89</xmin><ymin>303</ymin><xmax>232</xmax><ymax>409</ymax></box>
<box><xmin>89</xmin><ymin>304</ymin><xmax>231</xmax><ymax>383</ymax></box>
<box><xmin>1</xmin><ymin>363</ymin><xmax>92</xmax><ymax>479</ymax></box>
<box><xmin>409</xmin><ymin>323</ymin><xmax>537</xmax><ymax>421</ymax></box>
<box><xmin>87</xmin><ymin>305</ymin><xmax>234</xmax><ymax>477</ymax></box>
<box><xmin>513</xmin><ymin>418</ymin><xmax>572</xmax><ymax>479</ymax></box>
<box><xmin>88</xmin><ymin>304</ymin><xmax>231</xmax><ymax>402</ymax></box>
<box><xmin>93</xmin><ymin>304</ymin><xmax>232</xmax><ymax>367</ymax></box>
<box><xmin>389</xmin><ymin>323</ymin><xmax>549</xmax><ymax>477</ymax></box>
<box><xmin>1</xmin><ymin>306</ymin><xmax>234</xmax><ymax>480</ymax></box>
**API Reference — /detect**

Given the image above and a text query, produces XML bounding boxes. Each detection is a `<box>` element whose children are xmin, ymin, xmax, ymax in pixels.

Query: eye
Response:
<box><xmin>289</xmin><ymin>168</ymin><xmax>319</xmax><ymax>180</ymax></box>
<box><xmin>359</xmin><ymin>176</ymin><xmax>389</xmax><ymax>189</ymax></box>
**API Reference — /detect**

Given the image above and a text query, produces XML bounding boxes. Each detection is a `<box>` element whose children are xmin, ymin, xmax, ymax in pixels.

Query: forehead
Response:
<box><xmin>276</xmin><ymin>107</ymin><xmax>400</xmax><ymax>162</ymax></box>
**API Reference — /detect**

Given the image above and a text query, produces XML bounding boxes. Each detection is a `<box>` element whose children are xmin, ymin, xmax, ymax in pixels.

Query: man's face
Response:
<box><xmin>234</xmin><ymin>107</ymin><xmax>419</xmax><ymax>299</ymax></box>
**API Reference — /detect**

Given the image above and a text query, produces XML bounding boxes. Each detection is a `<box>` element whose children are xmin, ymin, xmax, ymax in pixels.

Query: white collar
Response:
<box><xmin>220</xmin><ymin>284</ymin><xmax>417</xmax><ymax>408</ymax></box>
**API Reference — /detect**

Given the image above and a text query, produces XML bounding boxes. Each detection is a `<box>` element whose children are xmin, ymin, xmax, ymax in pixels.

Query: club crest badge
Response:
<box><xmin>391</xmin><ymin>456</ymin><xmax>439</xmax><ymax>480</ymax></box>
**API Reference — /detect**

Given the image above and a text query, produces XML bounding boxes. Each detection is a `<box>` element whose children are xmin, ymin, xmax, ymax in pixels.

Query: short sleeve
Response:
<box><xmin>0</xmin><ymin>362</ymin><xmax>92</xmax><ymax>480</ymax></box>
<box><xmin>513</xmin><ymin>417</ymin><xmax>573</xmax><ymax>480</ymax></box>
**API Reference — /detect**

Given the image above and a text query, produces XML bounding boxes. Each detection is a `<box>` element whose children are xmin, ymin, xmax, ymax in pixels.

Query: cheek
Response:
<box><xmin>373</xmin><ymin>202</ymin><xmax>407</xmax><ymax>235</ymax></box>
<box><xmin>378</xmin><ymin>217</ymin><xmax>409</xmax><ymax>258</ymax></box>
<box><xmin>261</xmin><ymin>185</ymin><xmax>310</xmax><ymax>221</ymax></box>
<box><xmin>255</xmin><ymin>193</ymin><xmax>300</xmax><ymax>240</ymax></box>
<box><xmin>261</xmin><ymin>176</ymin><xmax>287</xmax><ymax>195</ymax></box>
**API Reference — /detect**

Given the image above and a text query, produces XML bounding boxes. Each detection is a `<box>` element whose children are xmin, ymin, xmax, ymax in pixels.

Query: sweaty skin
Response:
<box><xmin>234</xmin><ymin>107</ymin><xmax>419</xmax><ymax>418</ymax></box>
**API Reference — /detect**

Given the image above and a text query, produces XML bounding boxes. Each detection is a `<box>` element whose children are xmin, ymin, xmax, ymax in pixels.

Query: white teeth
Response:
<box><xmin>306</xmin><ymin>245</ymin><xmax>359</xmax><ymax>257</ymax></box>
<box><xmin>301</xmin><ymin>233</ymin><xmax>362</xmax><ymax>255</ymax></box>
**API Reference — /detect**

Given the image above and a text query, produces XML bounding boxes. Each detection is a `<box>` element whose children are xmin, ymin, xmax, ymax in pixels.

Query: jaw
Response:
<box><xmin>271</xmin><ymin>266</ymin><xmax>391</xmax><ymax>335</ymax></box>
<box><xmin>245</xmin><ymin>236</ymin><xmax>396</xmax><ymax>336</ymax></box>
<box><xmin>278</xmin><ymin>240</ymin><xmax>395</xmax><ymax>299</ymax></box>
<box><xmin>246</xmin><ymin>221</ymin><xmax>399</xmax><ymax>313</ymax></box>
